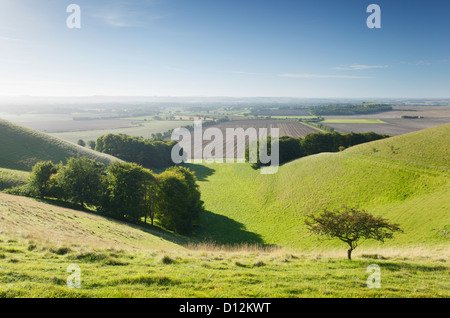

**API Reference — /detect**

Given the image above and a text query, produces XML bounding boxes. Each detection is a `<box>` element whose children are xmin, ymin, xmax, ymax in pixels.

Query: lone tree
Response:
<box><xmin>305</xmin><ymin>207</ymin><xmax>402</xmax><ymax>260</ymax></box>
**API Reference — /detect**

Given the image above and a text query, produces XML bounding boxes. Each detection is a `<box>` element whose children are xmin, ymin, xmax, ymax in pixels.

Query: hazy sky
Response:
<box><xmin>0</xmin><ymin>0</ymin><xmax>449</xmax><ymax>98</ymax></box>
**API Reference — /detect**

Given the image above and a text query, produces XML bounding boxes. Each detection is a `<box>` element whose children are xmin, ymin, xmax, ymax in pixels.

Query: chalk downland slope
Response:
<box><xmin>0</xmin><ymin>192</ymin><xmax>185</xmax><ymax>251</ymax></box>
<box><xmin>0</xmin><ymin>118</ymin><xmax>119</xmax><ymax>171</ymax></box>
<box><xmin>192</xmin><ymin>124</ymin><xmax>450</xmax><ymax>249</ymax></box>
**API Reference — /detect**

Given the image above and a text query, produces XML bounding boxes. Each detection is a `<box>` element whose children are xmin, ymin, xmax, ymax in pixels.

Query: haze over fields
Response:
<box><xmin>0</xmin><ymin>0</ymin><xmax>449</xmax><ymax>303</ymax></box>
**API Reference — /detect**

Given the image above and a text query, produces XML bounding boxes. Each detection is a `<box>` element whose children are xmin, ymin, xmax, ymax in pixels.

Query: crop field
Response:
<box><xmin>50</xmin><ymin>120</ymin><xmax>193</xmax><ymax>144</ymax></box>
<box><xmin>179</xmin><ymin>120</ymin><xmax>321</xmax><ymax>160</ymax></box>
<box><xmin>251</xmin><ymin>108</ymin><xmax>311</xmax><ymax>116</ymax></box>
<box><xmin>17</xmin><ymin>119</ymin><xmax>137</xmax><ymax>134</ymax></box>
<box><xmin>322</xmin><ymin>105</ymin><xmax>450</xmax><ymax>119</ymax></box>
<box><xmin>320</xmin><ymin>118</ymin><xmax>386</xmax><ymax>124</ymax></box>
<box><xmin>323</xmin><ymin>118</ymin><xmax>450</xmax><ymax>135</ymax></box>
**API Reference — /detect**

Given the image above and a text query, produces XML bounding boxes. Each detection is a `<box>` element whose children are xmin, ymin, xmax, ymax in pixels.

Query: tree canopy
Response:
<box><xmin>305</xmin><ymin>207</ymin><xmax>403</xmax><ymax>259</ymax></box>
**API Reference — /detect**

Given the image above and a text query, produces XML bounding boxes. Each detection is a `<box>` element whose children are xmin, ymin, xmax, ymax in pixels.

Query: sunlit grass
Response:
<box><xmin>0</xmin><ymin>235</ymin><xmax>448</xmax><ymax>298</ymax></box>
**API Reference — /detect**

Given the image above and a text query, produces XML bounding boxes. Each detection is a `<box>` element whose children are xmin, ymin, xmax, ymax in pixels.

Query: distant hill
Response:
<box><xmin>0</xmin><ymin>118</ymin><xmax>119</xmax><ymax>171</ymax></box>
<box><xmin>190</xmin><ymin>124</ymin><xmax>450</xmax><ymax>249</ymax></box>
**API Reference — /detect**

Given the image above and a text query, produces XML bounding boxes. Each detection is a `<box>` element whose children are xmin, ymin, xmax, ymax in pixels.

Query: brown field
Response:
<box><xmin>176</xmin><ymin>120</ymin><xmax>320</xmax><ymax>160</ymax></box>
<box><xmin>252</xmin><ymin>108</ymin><xmax>310</xmax><ymax>116</ymax></box>
<box><xmin>323</xmin><ymin>118</ymin><xmax>450</xmax><ymax>135</ymax></box>
<box><xmin>13</xmin><ymin>119</ymin><xmax>137</xmax><ymax>133</ymax></box>
<box><xmin>323</xmin><ymin>105</ymin><xmax>450</xmax><ymax>119</ymax></box>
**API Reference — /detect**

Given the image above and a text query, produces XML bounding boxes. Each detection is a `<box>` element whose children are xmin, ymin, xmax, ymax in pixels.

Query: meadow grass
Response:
<box><xmin>0</xmin><ymin>123</ymin><xmax>448</xmax><ymax>298</ymax></box>
<box><xmin>0</xmin><ymin>234</ymin><xmax>448</xmax><ymax>298</ymax></box>
<box><xmin>347</xmin><ymin>123</ymin><xmax>450</xmax><ymax>171</ymax></box>
<box><xmin>0</xmin><ymin>168</ymin><xmax>28</xmax><ymax>191</ymax></box>
<box><xmin>189</xmin><ymin>152</ymin><xmax>449</xmax><ymax>249</ymax></box>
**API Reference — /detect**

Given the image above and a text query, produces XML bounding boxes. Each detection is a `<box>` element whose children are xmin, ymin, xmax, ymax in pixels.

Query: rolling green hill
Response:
<box><xmin>346</xmin><ymin>123</ymin><xmax>450</xmax><ymax>171</ymax></box>
<box><xmin>190</xmin><ymin>124</ymin><xmax>450</xmax><ymax>249</ymax></box>
<box><xmin>0</xmin><ymin>192</ymin><xmax>185</xmax><ymax>251</ymax></box>
<box><xmin>0</xmin><ymin>118</ymin><xmax>119</xmax><ymax>171</ymax></box>
<box><xmin>0</xmin><ymin>124</ymin><xmax>448</xmax><ymax>298</ymax></box>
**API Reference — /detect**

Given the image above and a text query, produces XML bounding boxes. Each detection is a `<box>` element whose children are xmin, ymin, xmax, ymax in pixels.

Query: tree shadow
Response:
<box><xmin>378</xmin><ymin>261</ymin><xmax>448</xmax><ymax>272</ymax></box>
<box><xmin>30</xmin><ymin>197</ymin><xmax>188</xmax><ymax>246</ymax></box>
<box><xmin>181</xmin><ymin>163</ymin><xmax>215</xmax><ymax>182</ymax></box>
<box><xmin>192</xmin><ymin>210</ymin><xmax>266</xmax><ymax>246</ymax></box>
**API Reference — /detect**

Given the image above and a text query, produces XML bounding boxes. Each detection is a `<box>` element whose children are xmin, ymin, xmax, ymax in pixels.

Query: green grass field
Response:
<box><xmin>0</xmin><ymin>168</ymin><xmax>28</xmax><ymax>191</ymax></box>
<box><xmin>0</xmin><ymin>123</ymin><xmax>448</xmax><ymax>297</ymax></box>
<box><xmin>1</xmin><ymin>234</ymin><xmax>448</xmax><ymax>297</ymax></box>
<box><xmin>0</xmin><ymin>119</ymin><xmax>118</xmax><ymax>171</ymax></box>
<box><xmin>0</xmin><ymin>191</ymin><xmax>447</xmax><ymax>298</ymax></box>
<box><xmin>186</xmin><ymin>124</ymin><xmax>449</xmax><ymax>251</ymax></box>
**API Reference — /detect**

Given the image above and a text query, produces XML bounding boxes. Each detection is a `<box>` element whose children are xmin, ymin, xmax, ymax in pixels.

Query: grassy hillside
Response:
<box><xmin>0</xmin><ymin>124</ymin><xmax>448</xmax><ymax>297</ymax></box>
<box><xmin>0</xmin><ymin>193</ymin><xmax>448</xmax><ymax>298</ymax></box>
<box><xmin>346</xmin><ymin>123</ymin><xmax>450</xmax><ymax>170</ymax></box>
<box><xmin>0</xmin><ymin>192</ymin><xmax>184</xmax><ymax>251</ymax></box>
<box><xmin>189</xmin><ymin>124</ymin><xmax>450</xmax><ymax>250</ymax></box>
<box><xmin>0</xmin><ymin>118</ymin><xmax>119</xmax><ymax>171</ymax></box>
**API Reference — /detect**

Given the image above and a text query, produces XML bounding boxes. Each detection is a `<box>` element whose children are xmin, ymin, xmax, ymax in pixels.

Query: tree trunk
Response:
<box><xmin>347</xmin><ymin>247</ymin><xmax>353</xmax><ymax>260</ymax></box>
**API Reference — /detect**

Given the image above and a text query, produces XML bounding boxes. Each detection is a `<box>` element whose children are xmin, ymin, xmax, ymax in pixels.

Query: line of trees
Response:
<box><xmin>95</xmin><ymin>134</ymin><xmax>177</xmax><ymax>169</ymax></box>
<box><xmin>246</xmin><ymin>131</ymin><xmax>389</xmax><ymax>169</ymax></box>
<box><xmin>308</xmin><ymin>103</ymin><xmax>392</xmax><ymax>116</ymax></box>
<box><xmin>14</xmin><ymin>157</ymin><xmax>204</xmax><ymax>235</ymax></box>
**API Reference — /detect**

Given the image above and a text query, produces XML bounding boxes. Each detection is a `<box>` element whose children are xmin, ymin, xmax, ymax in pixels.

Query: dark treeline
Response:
<box><xmin>95</xmin><ymin>134</ymin><xmax>177</xmax><ymax>169</ymax></box>
<box><xmin>308</xmin><ymin>103</ymin><xmax>392</xmax><ymax>116</ymax></box>
<box><xmin>246</xmin><ymin>131</ymin><xmax>389</xmax><ymax>169</ymax></box>
<box><xmin>95</xmin><ymin>118</ymin><xmax>231</xmax><ymax>169</ymax></box>
<box><xmin>10</xmin><ymin>158</ymin><xmax>204</xmax><ymax>235</ymax></box>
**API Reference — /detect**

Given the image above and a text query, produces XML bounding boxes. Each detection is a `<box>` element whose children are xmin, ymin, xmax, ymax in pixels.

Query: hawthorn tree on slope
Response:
<box><xmin>305</xmin><ymin>207</ymin><xmax>403</xmax><ymax>259</ymax></box>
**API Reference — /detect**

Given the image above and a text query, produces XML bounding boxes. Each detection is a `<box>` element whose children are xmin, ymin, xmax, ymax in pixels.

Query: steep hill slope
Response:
<box><xmin>0</xmin><ymin>118</ymin><xmax>119</xmax><ymax>171</ymax></box>
<box><xmin>0</xmin><ymin>192</ymin><xmax>185</xmax><ymax>251</ymax></box>
<box><xmin>190</xmin><ymin>124</ymin><xmax>450</xmax><ymax>249</ymax></box>
<box><xmin>345</xmin><ymin>123</ymin><xmax>450</xmax><ymax>170</ymax></box>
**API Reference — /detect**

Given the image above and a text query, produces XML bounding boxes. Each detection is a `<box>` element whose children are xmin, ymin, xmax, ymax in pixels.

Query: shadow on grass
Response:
<box><xmin>181</xmin><ymin>163</ymin><xmax>215</xmax><ymax>181</ymax></box>
<box><xmin>378</xmin><ymin>261</ymin><xmax>448</xmax><ymax>272</ymax></box>
<box><xmin>193</xmin><ymin>210</ymin><xmax>266</xmax><ymax>247</ymax></box>
<box><xmin>35</xmin><ymin>197</ymin><xmax>189</xmax><ymax>246</ymax></box>
<box><xmin>33</xmin><ymin>196</ymin><xmax>266</xmax><ymax>249</ymax></box>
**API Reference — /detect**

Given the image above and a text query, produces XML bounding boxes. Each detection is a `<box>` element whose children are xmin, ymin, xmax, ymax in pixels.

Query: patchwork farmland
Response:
<box><xmin>322</xmin><ymin>118</ymin><xmax>450</xmax><ymax>135</ymax></box>
<box><xmin>179</xmin><ymin>120</ymin><xmax>321</xmax><ymax>160</ymax></box>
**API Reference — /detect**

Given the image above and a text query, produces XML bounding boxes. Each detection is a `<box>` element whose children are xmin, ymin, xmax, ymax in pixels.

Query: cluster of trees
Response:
<box><xmin>246</xmin><ymin>131</ymin><xmax>389</xmax><ymax>169</ymax></box>
<box><xmin>95</xmin><ymin>134</ymin><xmax>177</xmax><ymax>169</ymax></box>
<box><xmin>18</xmin><ymin>158</ymin><xmax>204</xmax><ymax>235</ymax></box>
<box><xmin>309</xmin><ymin>103</ymin><xmax>392</xmax><ymax>116</ymax></box>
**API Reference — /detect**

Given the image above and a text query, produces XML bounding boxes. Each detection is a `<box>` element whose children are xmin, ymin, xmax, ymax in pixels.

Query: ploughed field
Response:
<box><xmin>323</xmin><ymin>118</ymin><xmax>450</xmax><ymax>135</ymax></box>
<box><xmin>181</xmin><ymin>120</ymin><xmax>320</xmax><ymax>160</ymax></box>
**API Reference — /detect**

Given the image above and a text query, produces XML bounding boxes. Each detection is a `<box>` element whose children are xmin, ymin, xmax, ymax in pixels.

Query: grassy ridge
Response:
<box><xmin>0</xmin><ymin>124</ymin><xmax>448</xmax><ymax>297</ymax></box>
<box><xmin>0</xmin><ymin>118</ymin><xmax>119</xmax><ymax>171</ymax></box>
<box><xmin>190</xmin><ymin>124</ymin><xmax>450</xmax><ymax>249</ymax></box>
<box><xmin>0</xmin><ymin>192</ymin><xmax>185</xmax><ymax>251</ymax></box>
<box><xmin>346</xmin><ymin>123</ymin><xmax>450</xmax><ymax>170</ymax></box>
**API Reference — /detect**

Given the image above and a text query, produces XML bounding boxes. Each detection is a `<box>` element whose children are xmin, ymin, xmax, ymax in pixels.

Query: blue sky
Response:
<box><xmin>0</xmin><ymin>0</ymin><xmax>449</xmax><ymax>98</ymax></box>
